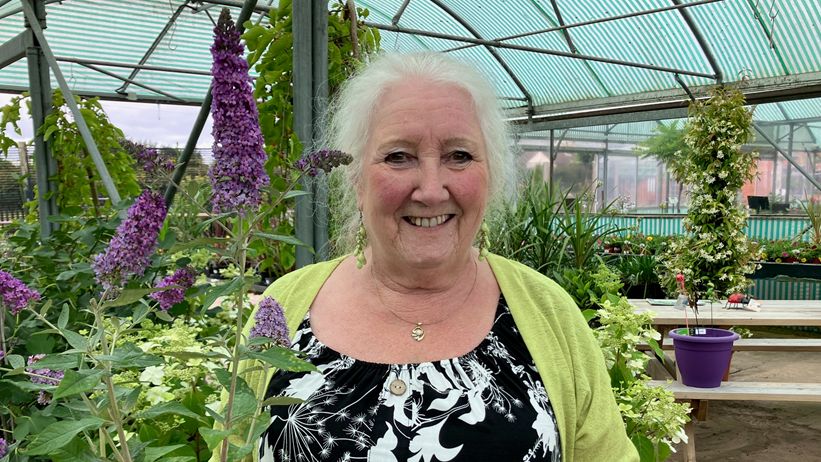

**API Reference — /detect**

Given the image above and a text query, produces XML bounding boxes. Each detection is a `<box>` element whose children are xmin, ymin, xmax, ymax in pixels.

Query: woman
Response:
<box><xmin>247</xmin><ymin>52</ymin><xmax>636</xmax><ymax>461</ymax></box>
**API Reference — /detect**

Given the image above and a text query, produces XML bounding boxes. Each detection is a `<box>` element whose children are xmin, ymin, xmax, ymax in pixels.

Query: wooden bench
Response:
<box><xmin>649</xmin><ymin>380</ymin><xmax>821</xmax><ymax>462</ymax></box>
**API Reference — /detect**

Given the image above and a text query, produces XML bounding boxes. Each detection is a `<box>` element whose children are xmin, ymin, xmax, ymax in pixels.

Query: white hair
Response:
<box><xmin>323</xmin><ymin>51</ymin><xmax>515</xmax><ymax>251</ymax></box>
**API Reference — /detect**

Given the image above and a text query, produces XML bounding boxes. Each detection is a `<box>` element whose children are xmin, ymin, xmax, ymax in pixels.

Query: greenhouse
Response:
<box><xmin>0</xmin><ymin>1</ymin><xmax>820</xmax><ymax>461</ymax></box>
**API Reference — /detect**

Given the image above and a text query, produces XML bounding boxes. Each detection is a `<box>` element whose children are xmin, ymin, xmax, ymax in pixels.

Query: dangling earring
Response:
<box><xmin>477</xmin><ymin>221</ymin><xmax>490</xmax><ymax>261</ymax></box>
<box><xmin>355</xmin><ymin>211</ymin><xmax>367</xmax><ymax>269</ymax></box>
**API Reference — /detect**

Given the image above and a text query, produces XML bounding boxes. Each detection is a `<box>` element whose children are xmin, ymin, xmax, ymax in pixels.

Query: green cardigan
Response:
<box><xmin>215</xmin><ymin>253</ymin><xmax>638</xmax><ymax>462</ymax></box>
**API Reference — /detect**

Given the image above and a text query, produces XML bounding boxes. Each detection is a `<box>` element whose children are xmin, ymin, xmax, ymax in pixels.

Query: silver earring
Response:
<box><xmin>355</xmin><ymin>212</ymin><xmax>367</xmax><ymax>269</ymax></box>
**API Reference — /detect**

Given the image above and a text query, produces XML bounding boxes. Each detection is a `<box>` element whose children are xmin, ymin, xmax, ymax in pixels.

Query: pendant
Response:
<box><xmin>411</xmin><ymin>323</ymin><xmax>425</xmax><ymax>342</ymax></box>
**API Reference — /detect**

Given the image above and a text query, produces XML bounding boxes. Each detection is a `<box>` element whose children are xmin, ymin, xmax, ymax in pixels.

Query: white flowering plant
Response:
<box><xmin>586</xmin><ymin>266</ymin><xmax>691</xmax><ymax>460</ymax></box>
<box><xmin>661</xmin><ymin>88</ymin><xmax>760</xmax><ymax>309</ymax></box>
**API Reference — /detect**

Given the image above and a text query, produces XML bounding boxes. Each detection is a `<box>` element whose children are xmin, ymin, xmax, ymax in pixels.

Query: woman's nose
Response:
<box><xmin>410</xmin><ymin>160</ymin><xmax>449</xmax><ymax>204</ymax></box>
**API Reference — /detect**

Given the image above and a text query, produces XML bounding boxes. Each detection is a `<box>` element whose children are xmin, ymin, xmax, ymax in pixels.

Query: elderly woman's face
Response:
<box><xmin>358</xmin><ymin>79</ymin><xmax>489</xmax><ymax>269</ymax></box>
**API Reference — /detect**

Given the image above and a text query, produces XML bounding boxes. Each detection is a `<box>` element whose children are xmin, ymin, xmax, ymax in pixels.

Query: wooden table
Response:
<box><xmin>630</xmin><ymin>299</ymin><xmax>821</xmax><ymax>327</ymax></box>
<box><xmin>633</xmin><ymin>299</ymin><xmax>821</xmax><ymax>461</ymax></box>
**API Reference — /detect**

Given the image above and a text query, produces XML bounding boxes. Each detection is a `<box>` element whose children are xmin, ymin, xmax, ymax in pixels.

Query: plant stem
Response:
<box><xmin>94</xmin><ymin>298</ymin><xmax>133</xmax><ymax>462</ymax></box>
<box><xmin>220</xmin><ymin>216</ymin><xmax>248</xmax><ymax>462</ymax></box>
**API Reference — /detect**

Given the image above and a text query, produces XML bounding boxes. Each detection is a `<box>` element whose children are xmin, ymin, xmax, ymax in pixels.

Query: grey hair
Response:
<box><xmin>322</xmin><ymin>51</ymin><xmax>516</xmax><ymax>252</ymax></box>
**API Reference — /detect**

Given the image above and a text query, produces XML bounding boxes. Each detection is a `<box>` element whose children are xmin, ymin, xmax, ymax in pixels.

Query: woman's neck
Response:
<box><xmin>363</xmin><ymin>250</ymin><xmax>481</xmax><ymax>325</ymax></box>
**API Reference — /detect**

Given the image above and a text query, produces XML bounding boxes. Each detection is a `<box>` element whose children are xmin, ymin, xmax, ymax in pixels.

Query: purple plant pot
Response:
<box><xmin>669</xmin><ymin>327</ymin><xmax>739</xmax><ymax>388</ymax></box>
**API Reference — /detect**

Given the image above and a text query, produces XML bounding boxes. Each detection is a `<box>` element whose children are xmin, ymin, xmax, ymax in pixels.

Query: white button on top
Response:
<box><xmin>389</xmin><ymin>378</ymin><xmax>407</xmax><ymax>396</ymax></box>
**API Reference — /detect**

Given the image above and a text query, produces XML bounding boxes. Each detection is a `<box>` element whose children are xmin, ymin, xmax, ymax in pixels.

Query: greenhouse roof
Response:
<box><xmin>0</xmin><ymin>0</ymin><xmax>819</xmax><ymax>127</ymax></box>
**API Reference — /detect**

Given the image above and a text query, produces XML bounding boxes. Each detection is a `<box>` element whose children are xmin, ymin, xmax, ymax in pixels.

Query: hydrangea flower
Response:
<box><xmin>249</xmin><ymin>297</ymin><xmax>289</xmax><ymax>347</ymax></box>
<box><xmin>208</xmin><ymin>9</ymin><xmax>268</xmax><ymax>215</ymax></box>
<box><xmin>27</xmin><ymin>354</ymin><xmax>64</xmax><ymax>405</ymax></box>
<box><xmin>295</xmin><ymin>149</ymin><xmax>353</xmax><ymax>177</ymax></box>
<box><xmin>150</xmin><ymin>267</ymin><xmax>196</xmax><ymax>311</ymax></box>
<box><xmin>92</xmin><ymin>190</ymin><xmax>168</xmax><ymax>290</ymax></box>
<box><xmin>0</xmin><ymin>269</ymin><xmax>41</xmax><ymax>315</ymax></box>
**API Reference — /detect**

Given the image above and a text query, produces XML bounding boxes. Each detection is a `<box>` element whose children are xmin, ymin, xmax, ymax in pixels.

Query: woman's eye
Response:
<box><xmin>384</xmin><ymin>152</ymin><xmax>412</xmax><ymax>166</ymax></box>
<box><xmin>446</xmin><ymin>151</ymin><xmax>474</xmax><ymax>166</ymax></box>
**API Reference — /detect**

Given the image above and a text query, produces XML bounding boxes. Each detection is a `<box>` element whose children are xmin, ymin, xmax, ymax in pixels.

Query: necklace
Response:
<box><xmin>371</xmin><ymin>259</ymin><xmax>479</xmax><ymax>342</ymax></box>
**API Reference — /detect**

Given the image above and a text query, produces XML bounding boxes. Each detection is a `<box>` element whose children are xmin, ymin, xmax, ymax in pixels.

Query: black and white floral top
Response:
<box><xmin>259</xmin><ymin>296</ymin><xmax>562</xmax><ymax>462</ymax></box>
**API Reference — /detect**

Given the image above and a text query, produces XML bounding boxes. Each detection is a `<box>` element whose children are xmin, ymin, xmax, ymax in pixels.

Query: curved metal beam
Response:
<box><xmin>429</xmin><ymin>0</ymin><xmax>534</xmax><ymax>116</ymax></box>
<box><xmin>364</xmin><ymin>21</ymin><xmax>717</xmax><ymax>80</ymax></box>
<box><xmin>116</xmin><ymin>1</ymin><xmax>190</xmax><ymax>94</ymax></box>
<box><xmin>446</xmin><ymin>0</ymin><xmax>724</xmax><ymax>53</ymax></box>
<box><xmin>672</xmin><ymin>0</ymin><xmax>723</xmax><ymax>83</ymax></box>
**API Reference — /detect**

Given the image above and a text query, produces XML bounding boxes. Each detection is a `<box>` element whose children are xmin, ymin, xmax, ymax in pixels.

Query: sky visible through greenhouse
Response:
<box><xmin>0</xmin><ymin>93</ymin><xmax>215</xmax><ymax>151</ymax></box>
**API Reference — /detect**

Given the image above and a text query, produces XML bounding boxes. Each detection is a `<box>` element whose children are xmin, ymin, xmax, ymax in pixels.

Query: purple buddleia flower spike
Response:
<box><xmin>0</xmin><ymin>437</ymin><xmax>8</xmax><ymax>459</ymax></box>
<box><xmin>150</xmin><ymin>267</ymin><xmax>197</xmax><ymax>311</ymax></box>
<box><xmin>249</xmin><ymin>297</ymin><xmax>290</xmax><ymax>347</ymax></box>
<box><xmin>27</xmin><ymin>354</ymin><xmax>63</xmax><ymax>405</ymax></box>
<box><xmin>0</xmin><ymin>269</ymin><xmax>41</xmax><ymax>315</ymax></box>
<box><xmin>122</xmin><ymin>139</ymin><xmax>175</xmax><ymax>176</ymax></box>
<box><xmin>295</xmin><ymin>149</ymin><xmax>353</xmax><ymax>177</ymax></box>
<box><xmin>208</xmin><ymin>9</ymin><xmax>269</xmax><ymax>215</ymax></box>
<box><xmin>92</xmin><ymin>190</ymin><xmax>168</xmax><ymax>290</ymax></box>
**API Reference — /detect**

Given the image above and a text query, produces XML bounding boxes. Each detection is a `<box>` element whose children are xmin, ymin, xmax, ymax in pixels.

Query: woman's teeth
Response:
<box><xmin>408</xmin><ymin>215</ymin><xmax>449</xmax><ymax>228</ymax></box>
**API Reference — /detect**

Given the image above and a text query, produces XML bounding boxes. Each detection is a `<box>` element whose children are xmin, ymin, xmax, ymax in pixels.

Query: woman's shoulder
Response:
<box><xmin>487</xmin><ymin>254</ymin><xmax>571</xmax><ymax>299</ymax></box>
<box><xmin>262</xmin><ymin>256</ymin><xmax>347</xmax><ymax>309</ymax></box>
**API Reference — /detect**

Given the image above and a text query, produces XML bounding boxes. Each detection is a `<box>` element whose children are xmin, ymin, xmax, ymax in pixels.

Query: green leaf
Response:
<box><xmin>58</xmin><ymin>304</ymin><xmax>70</xmax><ymax>329</ymax></box>
<box><xmin>52</xmin><ymin>369</ymin><xmax>105</xmax><ymax>399</ymax></box>
<box><xmin>3</xmin><ymin>379</ymin><xmax>52</xmax><ymax>391</ymax></box>
<box><xmin>144</xmin><ymin>444</ymin><xmax>188</xmax><ymax>462</ymax></box>
<box><xmin>198</xmin><ymin>427</ymin><xmax>231</xmax><ymax>451</ymax></box>
<box><xmin>103</xmin><ymin>287</ymin><xmax>162</xmax><ymax>309</ymax></box>
<box><xmin>97</xmin><ymin>342</ymin><xmax>163</xmax><ymax>368</ymax></box>
<box><xmin>283</xmin><ymin>189</ymin><xmax>311</xmax><ymax>199</ymax></box>
<box><xmin>62</xmin><ymin>329</ymin><xmax>88</xmax><ymax>351</ymax></box>
<box><xmin>260</xmin><ymin>396</ymin><xmax>303</xmax><ymax>407</ymax></box>
<box><xmin>7</xmin><ymin>353</ymin><xmax>25</xmax><ymax>369</ymax></box>
<box><xmin>630</xmin><ymin>434</ymin><xmax>657</xmax><ymax>462</ymax></box>
<box><xmin>24</xmin><ymin>417</ymin><xmax>106</xmax><ymax>455</ymax></box>
<box><xmin>136</xmin><ymin>402</ymin><xmax>204</xmax><ymax>423</ymax></box>
<box><xmin>253</xmin><ymin>232</ymin><xmax>310</xmax><ymax>250</ymax></box>
<box><xmin>25</xmin><ymin>353</ymin><xmax>83</xmax><ymax>370</ymax></box>
<box><xmin>201</xmin><ymin>277</ymin><xmax>245</xmax><ymax>313</ymax></box>
<box><xmin>248</xmin><ymin>348</ymin><xmax>317</xmax><ymax>373</ymax></box>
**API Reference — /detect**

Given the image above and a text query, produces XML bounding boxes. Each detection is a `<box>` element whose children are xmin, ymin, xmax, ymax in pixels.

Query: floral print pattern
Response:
<box><xmin>260</xmin><ymin>297</ymin><xmax>561</xmax><ymax>461</ymax></box>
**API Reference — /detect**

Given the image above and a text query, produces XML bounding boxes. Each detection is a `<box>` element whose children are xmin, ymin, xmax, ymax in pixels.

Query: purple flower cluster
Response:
<box><xmin>208</xmin><ymin>9</ymin><xmax>269</xmax><ymax>215</ymax></box>
<box><xmin>150</xmin><ymin>267</ymin><xmax>197</xmax><ymax>311</ymax></box>
<box><xmin>0</xmin><ymin>269</ymin><xmax>41</xmax><ymax>315</ymax></box>
<box><xmin>0</xmin><ymin>437</ymin><xmax>7</xmax><ymax>459</ymax></box>
<box><xmin>122</xmin><ymin>139</ymin><xmax>175</xmax><ymax>176</ymax></box>
<box><xmin>92</xmin><ymin>190</ymin><xmax>168</xmax><ymax>290</ymax></box>
<box><xmin>295</xmin><ymin>149</ymin><xmax>353</xmax><ymax>177</ymax></box>
<box><xmin>27</xmin><ymin>353</ymin><xmax>63</xmax><ymax>404</ymax></box>
<box><xmin>249</xmin><ymin>297</ymin><xmax>290</xmax><ymax>347</ymax></box>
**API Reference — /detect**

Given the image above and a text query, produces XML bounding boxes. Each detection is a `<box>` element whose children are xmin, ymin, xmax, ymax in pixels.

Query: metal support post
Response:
<box><xmin>293</xmin><ymin>0</ymin><xmax>315</xmax><ymax>267</ymax></box>
<box><xmin>311</xmin><ymin>0</ymin><xmax>329</xmax><ymax>261</ymax></box>
<box><xmin>23</xmin><ymin>0</ymin><xmax>57</xmax><ymax>237</ymax></box>
<box><xmin>785</xmin><ymin>122</ymin><xmax>794</xmax><ymax>202</ymax></box>
<box><xmin>22</xmin><ymin>0</ymin><xmax>121</xmax><ymax>204</ymax></box>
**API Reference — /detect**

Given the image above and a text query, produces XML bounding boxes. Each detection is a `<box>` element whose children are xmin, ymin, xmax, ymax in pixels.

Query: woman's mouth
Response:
<box><xmin>404</xmin><ymin>214</ymin><xmax>453</xmax><ymax>228</ymax></box>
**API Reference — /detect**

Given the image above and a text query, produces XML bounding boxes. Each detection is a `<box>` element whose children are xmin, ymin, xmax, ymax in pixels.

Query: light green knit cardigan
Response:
<box><xmin>211</xmin><ymin>253</ymin><xmax>638</xmax><ymax>462</ymax></box>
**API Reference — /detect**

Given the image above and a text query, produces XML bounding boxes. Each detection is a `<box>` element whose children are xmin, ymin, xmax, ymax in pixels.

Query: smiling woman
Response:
<box><xmin>238</xmin><ymin>52</ymin><xmax>638</xmax><ymax>462</ymax></box>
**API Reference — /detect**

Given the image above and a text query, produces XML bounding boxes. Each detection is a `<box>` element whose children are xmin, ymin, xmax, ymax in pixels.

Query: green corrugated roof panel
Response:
<box><xmin>0</xmin><ymin>0</ymin><xmax>263</xmax><ymax>103</ymax></box>
<box><xmin>0</xmin><ymin>0</ymin><xmax>819</xmax><ymax>118</ymax></box>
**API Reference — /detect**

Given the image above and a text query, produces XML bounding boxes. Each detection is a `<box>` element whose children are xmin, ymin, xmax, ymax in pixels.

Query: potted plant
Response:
<box><xmin>661</xmin><ymin>87</ymin><xmax>759</xmax><ymax>388</ymax></box>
